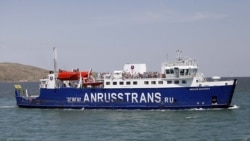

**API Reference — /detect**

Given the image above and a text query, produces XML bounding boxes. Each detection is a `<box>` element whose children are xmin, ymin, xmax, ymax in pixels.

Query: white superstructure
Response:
<box><xmin>39</xmin><ymin>50</ymin><xmax>234</xmax><ymax>90</ymax></box>
<box><xmin>103</xmin><ymin>54</ymin><xmax>234</xmax><ymax>89</ymax></box>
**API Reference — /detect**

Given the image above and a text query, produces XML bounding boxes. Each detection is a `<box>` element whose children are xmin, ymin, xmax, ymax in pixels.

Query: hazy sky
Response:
<box><xmin>1</xmin><ymin>0</ymin><xmax>250</xmax><ymax>77</ymax></box>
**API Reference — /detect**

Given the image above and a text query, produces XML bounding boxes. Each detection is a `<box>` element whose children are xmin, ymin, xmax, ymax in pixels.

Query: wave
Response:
<box><xmin>186</xmin><ymin>105</ymin><xmax>240</xmax><ymax>111</ymax></box>
<box><xmin>185</xmin><ymin>116</ymin><xmax>198</xmax><ymax>119</ymax></box>
<box><xmin>228</xmin><ymin>104</ymin><xmax>240</xmax><ymax>110</ymax></box>
<box><xmin>0</xmin><ymin>105</ymin><xmax>16</xmax><ymax>109</ymax></box>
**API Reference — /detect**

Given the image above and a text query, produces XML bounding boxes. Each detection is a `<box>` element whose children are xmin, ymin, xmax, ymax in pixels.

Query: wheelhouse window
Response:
<box><xmin>180</xmin><ymin>69</ymin><xmax>184</xmax><ymax>76</ymax></box>
<box><xmin>166</xmin><ymin>69</ymin><xmax>170</xmax><ymax>74</ymax></box>
<box><xmin>185</xmin><ymin>69</ymin><xmax>189</xmax><ymax>75</ymax></box>
<box><xmin>166</xmin><ymin>69</ymin><xmax>174</xmax><ymax>74</ymax></box>
<box><xmin>170</xmin><ymin>69</ymin><xmax>174</xmax><ymax>74</ymax></box>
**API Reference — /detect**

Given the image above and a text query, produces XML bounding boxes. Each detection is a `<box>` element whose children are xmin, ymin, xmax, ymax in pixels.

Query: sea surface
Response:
<box><xmin>0</xmin><ymin>77</ymin><xmax>250</xmax><ymax>141</ymax></box>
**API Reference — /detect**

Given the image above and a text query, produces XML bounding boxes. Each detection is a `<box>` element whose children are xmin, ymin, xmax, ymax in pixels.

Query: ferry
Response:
<box><xmin>14</xmin><ymin>49</ymin><xmax>237</xmax><ymax>109</ymax></box>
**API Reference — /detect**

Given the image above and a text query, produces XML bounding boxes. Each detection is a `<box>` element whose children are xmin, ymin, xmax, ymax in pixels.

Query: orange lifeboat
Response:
<box><xmin>57</xmin><ymin>70</ymin><xmax>89</xmax><ymax>80</ymax></box>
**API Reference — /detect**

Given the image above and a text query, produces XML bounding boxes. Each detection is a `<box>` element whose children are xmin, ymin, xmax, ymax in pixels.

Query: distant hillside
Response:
<box><xmin>0</xmin><ymin>62</ymin><xmax>48</xmax><ymax>82</ymax></box>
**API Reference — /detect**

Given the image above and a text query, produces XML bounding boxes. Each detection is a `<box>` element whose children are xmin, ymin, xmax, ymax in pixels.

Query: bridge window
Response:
<box><xmin>185</xmin><ymin>69</ymin><xmax>189</xmax><ymax>75</ymax></box>
<box><xmin>166</xmin><ymin>69</ymin><xmax>174</xmax><ymax>74</ymax></box>
<box><xmin>170</xmin><ymin>69</ymin><xmax>174</xmax><ymax>74</ymax></box>
<box><xmin>180</xmin><ymin>69</ymin><xmax>184</xmax><ymax>76</ymax></box>
<box><xmin>166</xmin><ymin>69</ymin><xmax>170</xmax><ymax>74</ymax></box>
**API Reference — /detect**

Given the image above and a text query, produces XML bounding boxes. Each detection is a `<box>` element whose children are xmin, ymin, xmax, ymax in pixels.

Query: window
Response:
<box><xmin>133</xmin><ymin>81</ymin><xmax>138</xmax><ymax>85</ymax></box>
<box><xmin>106</xmin><ymin>82</ymin><xmax>110</xmax><ymax>85</ymax></box>
<box><xmin>151</xmin><ymin>81</ymin><xmax>156</xmax><ymax>84</ymax></box>
<box><xmin>170</xmin><ymin>69</ymin><xmax>174</xmax><ymax>74</ymax></box>
<box><xmin>185</xmin><ymin>69</ymin><xmax>189</xmax><ymax>75</ymax></box>
<box><xmin>144</xmin><ymin>81</ymin><xmax>149</xmax><ymax>85</ymax></box>
<box><xmin>182</xmin><ymin>80</ymin><xmax>187</xmax><ymax>84</ymax></box>
<box><xmin>166</xmin><ymin>69</ymin><xmax>170</xmax><ymax>74</ymax></box>
<box><xmin>158</xmin><ymin>81</ymin><xmax>163</xmax><ymax>84</ymax></box>
<box><xmin>113</xmin><ymin>82</ymin><xmax>117</xmax><ymax>85</ymax></box>
<box><xmin>174</xmin><ymin>80</ymin><xmax>179</xmax><ymax>84</ymax></box>
<box><xmin>120</xmin><ymin>81</ymin><xmax>124</xmax><ymax>85</ymax></box>
<box><xmin>126</xmin><ymin>81</ymin><xmax>131</xmax><ymax>85</ymax></box>
<box><xmin>180</xmin><ymin>69</ymin><xmax>184</xmax><ymax>76</ymax></box>
<box><xmin>167</xmin><ymin>81</ymin><xmax>172</xmax><ymax>84</ymax></box>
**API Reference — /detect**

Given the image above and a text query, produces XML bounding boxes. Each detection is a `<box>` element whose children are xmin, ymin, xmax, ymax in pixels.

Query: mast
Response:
<box><xmin>53</xmin><ymin>47</ymin><xmax>57</xmax><ymax>73</ymax></box>
<box><xmin>176</xmin><ymin>49</ymin><xmax>182</xmax><ymax>61</ymax></box>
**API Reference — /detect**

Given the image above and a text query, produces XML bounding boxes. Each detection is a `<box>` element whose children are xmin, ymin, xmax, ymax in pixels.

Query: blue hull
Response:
<box><xmin>15</xmin><ymin>79</ymin><xmax>237</xmax><ymax>110</ymax></box>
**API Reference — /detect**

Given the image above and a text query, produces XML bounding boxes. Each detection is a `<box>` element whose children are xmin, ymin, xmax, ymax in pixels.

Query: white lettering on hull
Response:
<box><xmin>67</xmin><ymin>92</ymin><xmax>174</xmax><ymax>104</ymax></box>
<box><xmin>189</xmin><ymin>88</ymin><xmax>210</xmax><ymax>91</ymax></box>
<box><xmin>164</xmin><ymin>97</ymin><xmax>174</xmax><ymax>103</ymax></box>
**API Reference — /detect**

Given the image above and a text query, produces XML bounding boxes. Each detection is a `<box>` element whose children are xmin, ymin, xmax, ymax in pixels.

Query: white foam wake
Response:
<box><xmin>0</xmin><ymin>105</ymin><xmax>16</xmax><ymax>109</ymax></box>
<box><xmin>228</xmin><ymin>105</ymin><xmax>239</xmax><ymax>110</ymax></box>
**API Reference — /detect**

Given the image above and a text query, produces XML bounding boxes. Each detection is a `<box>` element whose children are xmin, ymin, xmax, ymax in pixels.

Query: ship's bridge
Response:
<box><xmin>161</xmin><ymin>57</ymin><xmax>198</xmax><ymax>78</ymax></box>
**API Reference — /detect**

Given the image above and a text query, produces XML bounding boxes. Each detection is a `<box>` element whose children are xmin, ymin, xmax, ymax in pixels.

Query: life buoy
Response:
<box><xmin>131</xmin><ymin>65</ymin><xmax>134</xmax><ymax>70</ymax></box>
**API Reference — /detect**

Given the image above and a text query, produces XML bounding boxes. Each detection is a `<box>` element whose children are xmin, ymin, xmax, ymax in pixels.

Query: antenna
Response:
<box><xmin>53</xmin><ymin>47</ymin><xmax>57</xmax><ymax>73</ymax></box>
<box><xmin>176</xmin><ymin>49</ymin><xmax>182</xmax><ymax>61</ymax></box>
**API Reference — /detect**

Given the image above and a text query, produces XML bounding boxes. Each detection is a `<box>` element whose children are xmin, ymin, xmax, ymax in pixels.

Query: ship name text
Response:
<box><xmin>66</xmin><ymin>92</ymin><xmax>174</xmax><ymax>104</ymax></box>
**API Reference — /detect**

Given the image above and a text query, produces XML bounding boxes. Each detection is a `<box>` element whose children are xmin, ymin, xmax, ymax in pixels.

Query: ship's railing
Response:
<box><xmin>164</xmin><ymin>57</ymin><xmax>197</xmax><ymax>67</ymax></box>
<box><xmin>98</xmin><ymin>71</ymin><xmax>195</xmax><ymax>80</ymax></box>
<box><xmin>39</xmin><ymin>78</ymin><xmax>48</xmax><ymax>88</ymax></box>
<box><xmin>195</xmin><ymin>73</ymin><xmax>206</xmax><ymax>82</ymax></box>
<box><xmin>14</xmin><ymin>84</ymin><xmax>29</xmax><ymax>97</ymax></box>
<box><xmin>98</xmin><ymin>72</ymin><xmax>161</xmax><ymax>80</ymax></box>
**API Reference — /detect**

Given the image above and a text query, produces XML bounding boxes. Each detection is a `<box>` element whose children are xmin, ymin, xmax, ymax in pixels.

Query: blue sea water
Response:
<box><xmin>0</xmin><ymin>78</ymin><xmax>250</xmax><ymax>141</ymax></box>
